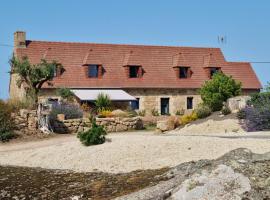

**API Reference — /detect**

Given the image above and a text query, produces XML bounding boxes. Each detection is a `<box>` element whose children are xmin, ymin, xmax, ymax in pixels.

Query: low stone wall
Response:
<box><xmin>52</xmin><ymin>118</ymin><xmax>91</xmax><ymax>134</ymax></box>
<box><xmin>13</xmin><ymin>109</ymin><xmax>144</xmax><ymax>134</ymax></box>
<box><xmin>96</xmin><ymin>117</ymin><xmax>143</xmax><ymax>132</ymax></box>
<box><xmin>12</xmin><ymin>109</ymin><xmax>38</xmax><ymax>134</ymax></box>
<box><xmin>52</xmin><ymin>116</ymin><xmax>143</xmax><ymax>134</ymax></box>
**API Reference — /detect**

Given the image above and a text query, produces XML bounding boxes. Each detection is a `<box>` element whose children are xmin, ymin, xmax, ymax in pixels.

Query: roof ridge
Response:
<box><xmin>26</xmin><ymin>40</ymin><xmax>221</xmax><ymax>50</ymax></box>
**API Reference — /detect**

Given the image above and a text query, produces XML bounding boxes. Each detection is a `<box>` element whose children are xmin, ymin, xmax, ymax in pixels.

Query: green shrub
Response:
<box><xmin>221</xmin><ymin>105</ymin><xmax>231</xmax><ymax>115</ymax></box>
<box><xmin>200</xmin><ymin>72</ymin><xmax>242</xmax><ymax>111</ymax></box>
<box><xmin>0</xmin><ymin>100</ymin><xmax>15</xmax><ymax>142</ymax></box>
<box><xmin>138</xmin><ymin>110</ymin><xmax>146</xmax><ymax>116</ymax></box>
<box><xmin>77</xmin><ymin>120</ymin><xmax>107</xmax><ymax>146</ymax></box>
<box><xmin>57</xmin><ymin>88</ymin><xmax>74</xmax><ymax>101</ymax></box>
<box><xmin>180</xmin><ymin>112</ymin><xmax>198</xmax><ymax>125</ymax></box>
<box><xmin>151</xmin><ymin>109</ymin><xmax>160</xmax><ymax>116</ymax></box>
<box><xmin>194</xmin><ymin>104</ymin><xmax>212</xmax><ymax>119</ymax></box>
<box><xmin>237</xmin><ymin>109</ymin><xmax>246</xmax><ymax>119</ymax></box>
<box><xmin>0</xmin><ymin>132</ymin><xmax>16</xmax><ymax>142</ymax></box>
<box><xmin>175</xmin><ymin>109</ymin><xmax>185</xmax><ymax>116</ymax></box>
<box><xmin>95</xmin><ymin>93</ymin><xmax>111</xmax><ymax>112</ymax></box>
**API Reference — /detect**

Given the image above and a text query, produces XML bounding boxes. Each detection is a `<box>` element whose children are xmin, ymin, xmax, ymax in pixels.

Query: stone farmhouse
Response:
<box><xmin>9</xmin><ymin>31</ymin><xmax>262</xmax><ymax>115</ymax></box>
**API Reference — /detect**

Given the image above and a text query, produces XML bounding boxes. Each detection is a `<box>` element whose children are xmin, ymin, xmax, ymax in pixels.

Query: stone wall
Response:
<box><xmin>52</xmin><ymin>116</ymin><xmax>143</xmax><ymax>134</ymax></box>
<box><xmin>52</xmin><ymin>118</ymin><xmax>91</xmax><ymax>134</ymax></box>
<box><xmin>96</xmin><ymin>117</ymin><xmax>143</xmax><ymax>132</ymax></box>
<box><xmin>12</xmin><ymin>109</ymin><xmax>38</xmax><ymax>134</ymax></box>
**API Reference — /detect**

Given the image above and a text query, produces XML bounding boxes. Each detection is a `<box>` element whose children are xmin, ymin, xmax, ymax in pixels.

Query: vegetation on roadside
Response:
<box><xmin>0</xmin><ymin>100</ymin><xmax>16</xmax><ymax>142</ymax></box>
<box><xmin>221</xmin><ymin>105</ymin><xmax>231</xmax><ymax>115</ymax></box>
<box><xmin>6</xmin><ymin>98</ymin><xmax>35</xmax><ymax>112</ymax></box>
<box><xmin>194</xmin><ymin>104</ymin><xmax>212</xmax><ymax>119</ymax></box>
<box><xmin>77</xmin><ymin>119</ymin><xmax>107</xmax><ymax>146</ymax></box>
<box><xmin>180</xmin><ymin>112</ymin><xmax>198</xmax><ymax>125</ymax></box>
<box><xmin>200</xmin><ymin>72</ymin><xmax>241</xmax><ymax>111</ymax></box>
<box><xmin>10</xmin><ymin>56</ymin><xmax>62</xmax><ymax>104</ymax></box>
<box><xmin>137</xmin><ymin>109</ymin><xmax>146</xmax><ymax>116</ymax></box>
<box><xmin>239</xmin><ymin>86</ymin><xmax>270</xmax><ymax>131</ymax></box>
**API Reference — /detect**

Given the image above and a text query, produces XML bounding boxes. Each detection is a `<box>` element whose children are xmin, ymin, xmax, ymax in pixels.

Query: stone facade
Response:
<box><xmin>126</xmin><ymin>88</ymin><xmax>202</xmax><ymax>116</ymax></box>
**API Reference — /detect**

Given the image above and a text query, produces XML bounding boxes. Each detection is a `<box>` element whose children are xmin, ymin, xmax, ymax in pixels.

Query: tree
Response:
<box><xmin>10</xmin><ymin>56</ymin><xmax>62</xmax><ymax>103</ymax></box>
<box><xmin>200</xmin><ymin>72</ymin><xmax>242</xmax><ymax>111</ymax></box>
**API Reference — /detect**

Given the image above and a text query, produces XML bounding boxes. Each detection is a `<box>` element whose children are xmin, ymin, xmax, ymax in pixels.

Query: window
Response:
<box><xmin>131</xmin><ymin>98</ymin><xmax>140</xmax><ymax>110</ymax></box>
<box><xmin>210</xmin><ymin>67</ymin><xmax>220</xmax><ymax>78</ymax></box>
<box><xmin>161</xmin><ymin>98</ymin><xmax>170</xmax><ymax>115</ymax></box>
<box><xmin>88</xmin><ymin>65</ymin><xmax>99</xmax><ymax>78</ymax></box>
<box><xmin>179</xmin><ymin>67</ymin><xmax>189</xmax><ymax>78</ymax></box>
<box><xmin>129</xmin><ymin>66</ymin><xmax>140</xmax><ymax>78</ymax></box>
<box><xmin>187</xmin><ymin>97</ymin><xmax>193</xmax><ymax>109</ymax></box>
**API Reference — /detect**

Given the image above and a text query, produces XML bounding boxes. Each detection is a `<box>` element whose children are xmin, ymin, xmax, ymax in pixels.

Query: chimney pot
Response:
<box><xmin>14</xmin><ymin>31</ymin><xmax>26</xmax><ymax>48</ymax></box>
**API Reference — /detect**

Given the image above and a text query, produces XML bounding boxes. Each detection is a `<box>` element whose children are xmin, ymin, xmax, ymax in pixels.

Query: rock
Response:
<box><xmin>57</xmin><ymin>114</ymin><xmax>65</xmax><ymax>121</ymax></box>
<box><xmin>19</xmin><ymin>109</ymin><xmax>29</xmax><ymax>118</ymax></box>
<box><xmin>111</xmin><ymin>109</ymin><xmax>128</xmax><ymax>117</ymax></box>
<box><xmin>116</xmin><ymin>124</ymin><xmax>128</xmax><ymax>132</ymax></box>
<box><xmin>156</xmin><ymin>119</ymin><xmax>175</xmax><ymax>132</ymax></box>
<box><xmin>227</xmin><ymin>96</ymin><xmax>251</xmax><ymax>113</ymax></box>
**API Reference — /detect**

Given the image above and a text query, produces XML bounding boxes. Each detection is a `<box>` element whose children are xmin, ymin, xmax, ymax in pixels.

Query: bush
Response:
<box><xmin>77</xmin><ymin>120</ymin><xmax>107</xmax><ymax>146</ymax></box>
<box><xmin>97</xmin><ymin>108</ymin><xmax>114</xmax><ymax>118</ymax></box>
<box><xmin>95</xmin><ymin>93</ymin><xmax>111</xmax><ymax>112</ymax></box>
<box><xmin>200</xmin><ymin>72</ymin><xmax>241</xmax><ymax>111</ymax></box>
<box><xmin>241</xmin><ymin>92</ymin><xmax>270</xmax><ymax>131</ymax></box>
<box><xmin>57</xmin><ymin>88</ymin><xmax>74</xmax><ymax>101</ymax></box>
<box><xmin>50</xmin><ymin>103</ymin><xmax>83</xmax><ymax>120</ymax></box>
<box><xmin>138</xmin><ymin>110</ymin><xmax>146</xmax><ymax>116</ymax></box>
<box><xmin>175</xmin><ymin>109</ymin><xmax>185</xmax><ymax>116</ymax></box>
<box><xmin>237</xmin><ymin>109</ymin><xmax>246</xmax><ymax>119</ymax></box>
<box><xmin>194</xmin><ymin>104</ymin><xmax>212</xmax><ymax>119</ymax></box>
<box><xmin>7</xmin><ymin>98</ymin><xmax>35</xmax><ymax>111</ymax></box>
<box><xmin>0</xmin><ymin>100</ymin><xmax>15</xmax><ymax>142</ymax></box>
<box><xmin>180</xmin><ymin>112</ymin><xmax>198</xmax><ymax>125</ymax></box>
<box><xmin>151</xmin><ymin>109</ymin><xmax>160</xmax><ymax>116</ymax></box>
<box><xmin>221</xmin><ymin>105</ymin><xmax>231</xmax><ymax>115</ymax></box>
<box><xmin>81</xmin><ymin>103</ymin><xmax>91</xmax><ymax>112</ymax></box>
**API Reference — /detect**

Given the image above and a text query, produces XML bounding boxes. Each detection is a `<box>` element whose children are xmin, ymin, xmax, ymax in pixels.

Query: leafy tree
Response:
<box><xmin>10</xmin><ymin>56</ymin><xmax>62</xmax><ymax>103</ymax></box>
<box><xmin>200</xmin><ymin>72</ymin><xmax>242</xmax><ymax>111</ymax></box>
<box><xmin>265</xmin><ymin>82</ymin><xmax>270</xmax><ymax>93</ymax></box>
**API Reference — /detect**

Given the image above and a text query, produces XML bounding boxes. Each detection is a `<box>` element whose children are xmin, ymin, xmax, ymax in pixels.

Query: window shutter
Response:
<box><xmin>98</xmin><ymin>65</ymin><xmax>103</xmax><ymax>78</ymax></box>
<box><xmin>187</xmin><ymin>68</ymin><xmax>192</xmax><ymax>78</ymax></box>
<box><xmin>138</xmin><ymin>66</ymin><xmax>143</xmax><ymax>78</ymax></box>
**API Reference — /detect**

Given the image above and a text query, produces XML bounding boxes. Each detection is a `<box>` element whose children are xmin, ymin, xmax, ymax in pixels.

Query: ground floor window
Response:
<box><xmin>187</xmin><ymin>97</ymin><xmax>193</xmax><ymax>109</ymax></box>
<box><xmin>161</xmin><ymin>98</ymin><xmax>170</xmax><ymax>115</ymax></box>
<box><xmin>130</xmin><ymin>98</ymin><xmax>140</xmax><ymax>110</ymax></box>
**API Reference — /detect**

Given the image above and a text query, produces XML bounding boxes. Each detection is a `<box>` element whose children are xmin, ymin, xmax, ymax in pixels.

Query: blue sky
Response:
<box><xmin>0</xmin><ymin>0</ymin><xmax>269</xmax><ymax>99</ymax></box>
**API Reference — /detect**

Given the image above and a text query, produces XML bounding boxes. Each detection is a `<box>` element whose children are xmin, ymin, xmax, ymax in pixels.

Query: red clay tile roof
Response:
<box><xmin>15</xmin><ymin>40</ymin><xmax>262</xmax><ymax>89</ymax></box>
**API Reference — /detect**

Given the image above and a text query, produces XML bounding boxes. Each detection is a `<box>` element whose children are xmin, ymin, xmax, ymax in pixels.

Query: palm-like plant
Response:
<box><xmin>95</xmin><ymin>93</ymin><xmax>111</xmax><ymax>112</ymax></box>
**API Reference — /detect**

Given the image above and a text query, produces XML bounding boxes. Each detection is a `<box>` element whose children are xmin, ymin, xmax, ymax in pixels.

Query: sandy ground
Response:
<box><xmin>1</xmin><ymin>131</ymin><xmax>270</xmax><ymax>173</ymax></box>
<box><xmin>172</xmin><ymin>112</ymin><xmax>245</xmax><ymax>135</ymax></box>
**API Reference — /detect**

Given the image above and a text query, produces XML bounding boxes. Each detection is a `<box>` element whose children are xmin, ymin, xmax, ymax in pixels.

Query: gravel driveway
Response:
<box><xmin>1</xmin><ymin>131</ymin><xmax>270</xmax><ymax>173</ymax></box>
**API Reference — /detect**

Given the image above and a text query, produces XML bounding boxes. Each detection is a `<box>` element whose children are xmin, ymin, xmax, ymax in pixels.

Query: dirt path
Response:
<box><xmin>1</xmin><ymin>131</ymin><xmax>270</xmax><ymax>173</ymax></box>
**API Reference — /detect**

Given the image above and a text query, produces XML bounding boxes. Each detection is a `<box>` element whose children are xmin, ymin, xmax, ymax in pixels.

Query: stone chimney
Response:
<box><xmin>14</xmin><ymin>31</ymin><xmax>26</xmax><ymax>48</ymax></box>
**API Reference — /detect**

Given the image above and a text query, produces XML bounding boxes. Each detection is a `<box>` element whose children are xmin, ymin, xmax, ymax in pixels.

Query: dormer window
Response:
<box><xmin>129</xmin><ymin>66</ymin><xmax>141</xmax><ymax>78</ymax></box>
<box><xmin>179</xmin><ymin>67</ymin><xmax>190</xmax><ymax>78</ymax></box>
<box><xmin>88</xmin><ymin>65</ymin><xmax>100</xmax><ymax>78</ymax></box>
<box><xmin>209</xmin><ymin>67</ymin><xmax>221</xmax><ymax>78</ymax></box>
